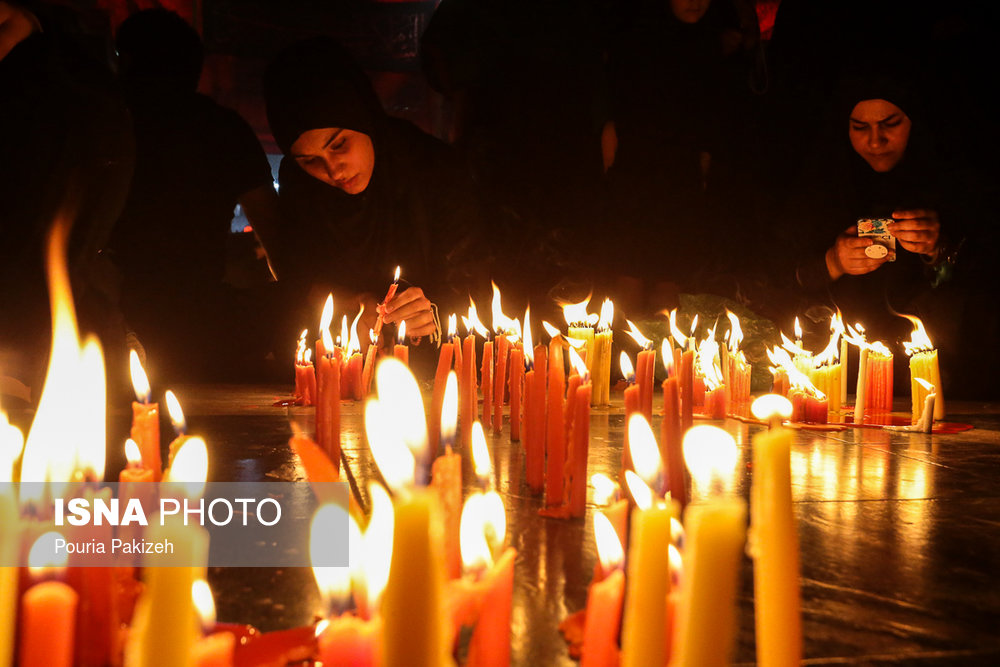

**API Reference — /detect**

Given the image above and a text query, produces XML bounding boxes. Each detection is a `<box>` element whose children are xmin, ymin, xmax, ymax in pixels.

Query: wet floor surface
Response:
<box><xmin>106</xmin><ymin>384</ymin><xmax>1000</xmax><ymax>666</ymax></box>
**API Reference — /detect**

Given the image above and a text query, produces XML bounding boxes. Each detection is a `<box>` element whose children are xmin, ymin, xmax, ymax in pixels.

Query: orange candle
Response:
<box><xmin>661</xmin><ymin>376</ymin><xmax>686</xmax><ymax>505</ymax></box>
<box><xmin>347</xmin><ymin>352</ymin><xmax>363</xmax><ymax>401</ymax></box>
<box><xmin>545</xmin><ymin>334</ymin><xmax>566</xmax><ymax>506</ymax></box>
<box><xmin>581</xmin><ymin>514</ymin><xmax>625</xmax><ymax>667</ymax></box>
<box><xmin>680</xmin><ymin>349</ymin><xmax>694</xmax><ymax>432</ymax></box>
<box><xmin>360</xmin><ymin>332</ymin><xmax>378</xmax><ymax>397</ymax></box>
<box><xmin>316</xmin><ymin>352</ymin><xmax>342</xmax><ymax>462</ymax></box>
<box><xmin>567</xmin><ymin>375</ymin><xmax>592</xmax><ymax>518</ymax></box>
<box><xmin>525</xmin><ymin>341</ymin><xmax>547</xmax><ymax>493</ymax></box>
<box><xmin>129</xmin><ymin>351</ymin><xmax>161</xmax><ymax>482</ymax></box>
<box><xmin>393</xmin><ymin>321</ymin><xmax>409</xmax><ymax>366</ymax></box>
<box><xmin>462</xmin><ymin>334</ymin><xmax>477</xmax><ymax>449</ymax></box>
<box><xmin>432</xmin><ymin>447</ymin><xmax>463</xmax><ymax>580</ymax></box>
<box><xmin>481</xmin><ymin>339</ymin><xmax>494</xmax><ymax>427</ymax></box>
<box><xmin>707</xmin><ymin>385</ymin><xmax>727</xmax><ymax>420</ymax></box>
<box><xmin>621</xmin><ymin>352</ymin><xmax>640</xmax><ymax>472</ymax></box>
<box><xmin>20</xmin><ymin>580</ymin><xmax>78</xmax><ymax>667</ymax></box>
<box><xmin>638</xmin><ymin>349</ymin><xmax>655</xmax><ymax>420</ymax></box>
<box><xmin>191</xmin><ymin>632</ymin><xmax>235</xmax><ymax>667</ymax></box>
<box><xmin>509</xmin><ymin>345</ymin><xmax>524</xmax><ymax>442</ymax></box>
<box><xmin>290</xmin><ymin>433</ymin><xmax>341</xmax><ymax>489</ymax></box>
<box><xmin>693</xmin><ymin>374</ymin><xmax>706</xmax><ymax>411</ymax></box>
<box><xmin>317</xmin><ymin>615</ymin><xmax>380</xmax><ymax>667</ymax></box>
<box><xmin>465</xmin><ymin>548</ymin><xmax>516</xmax><ymax>667</ymax></box>
<box><xmin>493</xmin><ymin>334</ymin><xmax>509</xmax><ymax>433</ymax></box>
<box><xmin>429</xmin><ymin>340</ymin><xmax>455</xmax><ymax>457</ymax></box>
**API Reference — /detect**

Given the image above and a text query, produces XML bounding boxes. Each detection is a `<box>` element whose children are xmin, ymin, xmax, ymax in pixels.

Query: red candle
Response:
<box><xmin>493</xmin><ymin>334</ymin><xmax>510</xmax><ymax>433</ymax></box>
<box><xmin>545</xmin><ymin>336</ymin><xmax>566</xmax><ymax>507</ymax></box>
<box><xmin>316</xmin><ymin>353</ymin><xmax>342</xmax><ymax>463</ymax></box>
<box><xmin>680</xmin><ymin>349</ymin><xmax>694</xmax><ymax>432</ymax></box>
<box><xmin>567</xmin><ymin>374</ymin><xmax>592</xmax><ymax>518</ymax></box>
<box><xmin>509</xmin><ymin>345</ymin><xmax>524</xmax><ymax>442</ymax></box>
<box><xmin>580</xmin><ymin>567</ymin><xmax>624</xmax><ymax>666</ymax></box>
<box><xmin>462</xmin><ymin>334</ymin><xmax>477</xmax><ymax>449</ymax></box>
<box><xmin>465</xmin><ymin>548</ymin><xmax>516</xmax><ymax>667</ymax></box>
<box><xmin>481</xmin><ymin>339</ymin><xmax>494</xmax><ymax>427</ymax></box>
<box><xmin>693</xmin><ymin>374</ymin><xmax>706</xmax><ymax>412</ymax></box>
<box><xmin>347</xmin><ymin>352</ymin><xmax>363</xmax><ymax>401</ymax></box>
<box><xmin>290</xmin><ymin>433</ymin><xmax>341</xmax><ymax>489</ymax></box>
<box><xmin>20</xmin><ymin>580</ymin><xmax>78</xmax><ymax>667</ymax></box>
<box><xmin>429</xmin><ymin>340</ymin><xmax>455</xmax><ymax>457</ymax></box>
<box><xmin>317</xmin><ymin>614</ymin><xmax>381</xmax><ymax>667</ymax></box>
<box><xmin>660</xmin><ymin>377</ymin><xmax>686</xmax><ymax>505</ymax></box>
<box><xmin>638</xmin><ymin>349</ymin><xmax>655</xmax><ymax>421</ymax></box>
<box><xmin>525</xmin><ymin>343</ymin><xmax>547</xmax><ymax>493</ymax></box>
<box><xmin>622</xmin><ymin>353</ymin><xmax>640</xmax><ymax>473</ymax></box>
<box><xmin>707</xmin><ymin>385</ymin><xmax>727</xmax><ymax>420</ymax></box>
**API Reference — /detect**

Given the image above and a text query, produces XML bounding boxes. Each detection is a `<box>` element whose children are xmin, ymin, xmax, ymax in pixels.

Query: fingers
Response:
<box><xmin>382</xmin><ymin>287</ymin><xmax>429</xmax><ymax>323</ymax></box>
<box><xmin>892</xmin><ymin>209</ymin><xmax>937</xmax><ymax>221</ymax></box>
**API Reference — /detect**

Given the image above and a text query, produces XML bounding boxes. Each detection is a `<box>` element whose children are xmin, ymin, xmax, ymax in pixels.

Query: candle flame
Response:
<box><xmin>843</xmin><ymin>322</ymin><xmax>867</xmax><ymax>348</ymax></box>
<box><xmin>542</xmin><ymin>320</ymin><xmax>561</xmax><ymax>340</ymax></box>
<box><xmin>0</xmin><ymin>412</ymin><xmax>25</xmax><ymax>484</ymax></box>
<box><xmin>725</xmin><ymin>310</ymin><xmax>744</xmax><ymax>353</ymax></box>
<box><xmin>490</xmin><ymin>282</ymin><xmax>518</xmax><ymax>335</ymax></box>
<box><xmin>668</xmin><ymin>543</ymin><xmax>683</xmax><ymax>582</ymax></box>
<box><xmin>304</xmin><ymin>349</ymin><xmax>313</xmax><ymax>364</ymax></box>
<box><xmin>441</xmin><ymin>371</ymin><xmax>458</xmax><ymax>447</ymax></box>
<box><xmin>624</xmin><ymin>470</ymin><xmax>654</xmax><ymax>511</ymax></box>
<box><xmin>682</xmin><ymin>425</ymin><xmax>739</xmax><ymax>496</ymax></box>
<box><xmin>568</xmin><ymin>346</ymin><xmax>588</xmax><ymax>378</ymax></box>
<box><xmin>619</xmin><ymin>351</ymin><xmax>635</xmax><ymax>383</ymax></box>
<box><xmin>78</xmin><ymin>337</ymin><xmax>106</xmax><ymax>479</ymax></box>
<box><xmin>363</xmin><ymin>484</ymin><xmax>394</xmax><ymax>613</ymax></box>
<box><xmin>347</xmin><ymin>306</ymin><xmax>364</xmax><ymax>355</ymax></box>
<box><xmin>561</xmin><ymin>295</ymin><xmax>598</xmax><ymax>328</ymax></box>
<box><xmin>900</xmin><ymin>314</ymin><xmax>935</xmax><ymax>356</ymax></box>
<box><xmin>129</xmin><ymin>349</ymin><xmax>151</xmax><ymax>403</ymax></box>
<box><xmin>164</xmin><ymin>390</ymin><xmax>187</xmax><ymax>435</ymax></box>
<box><xmin>365</xmin><ymin>399</ymin><xmax>415</xmax><ymax>492</ymax></box>
<box><xmin>447</xmin><ymin>313</ymin><xmax>457</xmax><ymax>339</ymax></box>
<box><xmin>471</xmin><ymin>421</ymin><xmax>492</xmax><ymax>481</ymax></box>
<box><xmin>460</xmin><ymin>491</ymin><xmax>506</xmax><ymax>571</ymax></box>
<box><xmin>780</xmin><ymin>332</ymin><xmax>810</xmax><ymax>357</ymax></box>
<box><xmin>369</xmin><ymin>329</ymin><xmax>376</xmax><ymax>345</ymax></box>
<box><xmin>661</xmin><ymin>338</ymin><xmax>674</xmax><ymax>376</ymax></box>
<box><xmin>591</xmin><ymin>473</ymin><xmax>619</xmax><ymax>506</ymax></box>
<box><xmin>813</xmin><ymin>314</ymin><xmax>845</xmax><ymax>366</ymax></box>
<box><xmin>467</xmin><ymin>297</ymin><xmax>489</xmax><ymax>338</ymax></box>
<box><xmin>593</xmin><ymin>512</ymin><xmax>624</xmax><ymax>573</ymax></box>
<box><xmin>393</xmin><ymin>266</ymin><xmax>401</xmax><ymax>283</ymax></box>
<box><xmin>624</xmin><ymin>319</ymin><xmax>652</xmax><ymax>350</ymax></box>
<box><xmin>668</xmin><ymin>309</ymin><xmax>687</xmax><ymax>349</ymax></box>
<box><xmin>124</xmin><ymin>439</ymin><xmax>142</xmax><ymax>466</ymax></box>
<box><xmin>164</xmin><ymin>436</ymin><xmax>208</xmax><ymax>498</ymax></box>
<box><xmin>766</xmin><ymin>346</ymin><xmax>825</xmax><ymax>399</ymax></box>
<box><xmin>794</xmin><ymin>317</ymin><xmax>803</xmax><ymax>340</ymax></box>
<box><xmin>597</xmin><ymin>298</ymin><xmax>614</xmax><ymax>332</ymax></box>
<box><xmin>322</xmin><ymin>324</ymin><xmax>334</xmax><ymax>353</ymax></box>
<box><xmin>522</xmin><ymin>306</ymin><xmax>534</xmax><ymax>351</ymax></box>
<box><xmin>627</xmin><ymin>414</ymin><xmax>661</xmax><ymax>487</ymax></box>
<box><xmin>697</xmin><ymin>338</ymin><xmax>724</xmax><ymax>391</ymax></box>
<box><xmin>192</xmin><ymin>579</ymin><xmax>216</xmax><ymax>629</ymax></box>
<box><xmin>565</xmin><ymin>336</ymin><xmax>586</xmax><ymax>350</ymax></box>
<box><xmin>376</xmin><ymin>358</ymin><xmax>428</xmax><ymax>467</ymax></box>
<box><xmin>751</xmin><ymin>394</ymin><xmax>794</xmax><ymax>421</ymax></box>
<box><xmin>397</xmin><ymin>320</ymin><xmax>406</xmax><ymax>343</ymax></box>
<box><xmin>28</xmin><ymin>531</ymin><xmax>68</xmax><ymax>573</ymax></box>
<box><xmin>320</xmin><ymin>294</ymin><xmax>334</xmax><ymax>335</ymax></box>
<box><xmin>689</xmin><ymin>314</ymin><xmax>699</xmax><ymax>337</ymax></box>
<box><xmin>310</xmin><ymin>502</ymin><xmax>352</xmax><ymax>612</ymax></box>
<box><xmin>340</xmin><ymin>316</ymin><xmax>350</xmax><ymax>351</ymax></box>
<box><xmin>670</xmin><ymin>517</ymin><xmax>685</xmax><ymax>543</ymax></box>
<box><xmin>915</xmin><ymin>377</ymin><xmax>935</xmax><ymax>392</ymax></box>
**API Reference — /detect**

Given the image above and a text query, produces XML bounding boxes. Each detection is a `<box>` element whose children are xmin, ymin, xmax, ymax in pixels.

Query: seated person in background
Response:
<box><xmin>110</xmin><ymin>9</ymin><xmax>282</xmax><ymax>383</ymax></box>
<box><xmin>263</xmin><ymin>37</ymin><xmax>487</xmax><ymax>349</ymax></box>
<box><xmin>774</xmin><ymin>59</ymin><xmax>991</xmax><ymax>396</ymax></box>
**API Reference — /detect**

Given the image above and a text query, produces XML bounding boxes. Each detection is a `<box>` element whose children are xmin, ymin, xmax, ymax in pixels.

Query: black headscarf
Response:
<box><xmin>263</xmin><ymin>38</ymin><xmax>383</xmax><ymax>156</ymax></box>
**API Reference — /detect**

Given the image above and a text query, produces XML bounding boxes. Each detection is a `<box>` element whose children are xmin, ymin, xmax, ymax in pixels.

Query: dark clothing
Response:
<box><xmin>0</xmin><ymin>29</ymin><xmax>133</xmax><ymax>389</ymax></box>
<box><xmin>275</xmin><ymin>117</ymin><xmax>484</xmax><ymax>305</ymax></box>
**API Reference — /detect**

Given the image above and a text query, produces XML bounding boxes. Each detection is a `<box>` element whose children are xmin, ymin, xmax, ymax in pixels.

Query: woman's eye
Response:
<box><xmin>331</xmin><ymin>140</ymin><xmax>346</xmax><ymax>150</ymax></box>
<box><xmin>883</xmin><ymin>120</ymin><xmax>901</xmax><ymax>128</ymax></box>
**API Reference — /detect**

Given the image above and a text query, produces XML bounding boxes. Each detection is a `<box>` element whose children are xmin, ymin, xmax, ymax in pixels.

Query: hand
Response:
<box><xmin>0</xmin><ymin>2</ymin><xmax>39</xmax><ymax>62</ymax></box>
<box><xmin>889</xmin><ymin>209</ymin><xmax>940</xmax><ymax>257</ymax></box>
<box><xmin>825</xmin><ymin>225</ymin><xmax>888</xmax><ymax>280</ymax></box>
<box><xmin>381</xmin><ymin>286</ymin><xmax>436</xmax><ymax>337</ymax></box>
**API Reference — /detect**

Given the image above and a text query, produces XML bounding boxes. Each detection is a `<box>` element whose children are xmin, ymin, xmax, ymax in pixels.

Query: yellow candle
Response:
<box><xmin>590</xmin><ymin>299</ymin><xmax>614</xmax><ymax>406</ymax></box>
<box><xmin>910</xmin><ymin>350</ymin><xmax>944</xmax><ymax>422</ymax></box>
<box><xmin>750</xmin><ymin>425</ymin><xmax>801</xmax><ymax>667</ymax></box>
<box><xmin>671</xmin><ymin>426</ymin><xmax>746</xmax><ymax>667</ymax></box>
<box><xmin>380</xmin><ymin>488</ymin><xmax>451</xmax><ymax>667</ymax></box>
<box><xmin>854</xmin><ymin>347</ymin><xmax>869</xmax><ymax>425</ymax></box>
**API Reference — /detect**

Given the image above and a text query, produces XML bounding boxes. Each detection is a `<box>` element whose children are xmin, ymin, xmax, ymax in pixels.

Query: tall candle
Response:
<box><xmin>545</xmin><ymin>332</ymin><xmax>566</xmax><ymax>507</ymax></box>
<box><xmin>394</xmin><ymin>321</ymin><xmax>409</xmax><ymax>366</ymax></box>
<box><xmin>509</xmin><ymin>345</ymin><xmax>524</xmax><ymax>442</ymax></box>
<box><xmin>680</xmin><ymin>349</ymin><xmax>694</xmax><ymax>432</ymax></box>
<box><xmin>481</xmin><ymin>338</ymin><xmax>494</xmax><ymax>428</ymax></box>
<box><xmin>567</xmin><ymin>375</ymin><xmax>592</xmax><ymax>518</ymax></box>
<box><xmin>429</xmin><ymin>337</ymin><xmax>455</xmax><ymax>457</ymax></box>
<box><xmin>492</xmin><ymin>334</ymin><xmax>509</xmax><ymax>433</ymax></box>
<box><xmin>1</xmin><ymin>421</ymin><xmax>21</xmax><ymax>667</ymax></box>
<box><xmin>462</xmin><ymin>334</ymin><xmax>477</xmax><ymax>449</ymax></box>
<box><xmin>465</xmin><ymin>548</ymin><xmax>516</xmax><ymax>667</ymax></box>
<box><xmin>591</xmin><ymin>299</ymin><xmax>614</xmax><ymax>406</ymax></box>
<box><xmin>750</xmin><ymin>424</ymin><xmax>801</xmax><ymax>667</ymax></box>
<box><xmin>854</xmin><ymin>347</ymin><xmax>869</xmax><ymax>425</ymax></box>
<box><xmin>660</xmin><ymin>376</ymin><xmax>686</xmax><ymax>505</ymax></box>
<box><xmin>621</xmin><ymin>352</ymin><xmax>640</xmax><ymax>472</ymax></box>
<box><xmin>129</xmin><ymin>349</ymin><xmax>162</xmax><ymax>481</ymax></box>
<box><xmin>525</xmin><ymin>340</ymin><xmax>547</xmax><ymax>493</ymax></box>
<box><xmin>432</xmin><ymin>442</ymin><xmax>462</xmax><ymax>581</ymax></box>
<box><xmin>317</xmin><ymin>351</ymin><xmax>342</xmax><ymax>463</ymax></box>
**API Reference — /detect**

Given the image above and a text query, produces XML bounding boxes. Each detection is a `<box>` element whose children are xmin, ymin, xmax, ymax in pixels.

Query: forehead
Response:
<box><xmin>850</xmin><ymin>99</ymin><xmax>905</xmax><ymax>122</ymax></box>
<box><xmin>290</xmin><ymin>127</ymin><xmax>341</xmax><ymax>155</ymax></box>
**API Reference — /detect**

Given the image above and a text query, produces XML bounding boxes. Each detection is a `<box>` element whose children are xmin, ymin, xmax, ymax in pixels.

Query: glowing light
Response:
<box><xmin>593</xmin><ymin>512</ymin><xmax>624</xmax><ymax>573</ymax></box>
<box><xmin>725</xmin><ymin>310</ymin><xmax>744</xmax><ymax>353</ymax></box>
<box><xmin>447</xmin><ymin>314</ymin><xmax>457</xmax><ymax>339</ymax></box>
<box><xmin>591</xmin><ymin>473</ymin><xmax>618</xmax><ymax>506</ymax></box>
<box><xmin>192</xmin><ymin>580</ymin><xmax>217</xmax><ymax>629</ymax></box>
<box><xmin>471</xmin><ymin>421</ymin><xmax>492</xmax><ymax>481</ymax></box>
<box><xmin>689</xmin><ymin>314</ymin><xmax>699</xmax><ymax>337</ymax></box>
<box><xmin>393</xmin><ymin>266</ymin><xmax>401</xmax><ymax>283</ymax></box>
<box><xmin>310</xmin><ymin>502</ymin><xmax>352</xmax><ymax>612</ymax></box>
<box><xmin>522</xmin><ymin>307</ymin><xmax>534</xmax><ymax>352</ymax></box>
<box><xmin>624</xmin><ymin>470</ymin><xmax>654</xmax><ymax>511</ymax></box>
<box><xmin>915</xmin><ymin>377</ymin><xmax>934</xmax><ymax>392</ymax></box>
<box><xmin>28</xmin><ymin>532</ymin><xmax>68</xmax><ymax>574</ymax></box>
<box><xmin>348</xmin><ymin>306</ymin><xmax>365</xmax><ymax>355</ymax></box>
<box><xmin>683</xmin><ymin>425</ymin><xmax>739</xmax><ymax>496</ymax></box>
<box><xmin>467</xmin><ymin>297</ymin><xmax>490</xmax><ymax>338</ymax></box>
<box><xmin>794</xmin><ymin>317</ymin><xmax>803</xmax><ymax>341</ymax></box>
<box><xmin>767</xmin><ymin>346</ymin><xmax>825</xmax><ymax>399</ymax></box>
<box><xmin>751</xmin><ymin>395</ymin><xmax>794</xmax><ymax>422</ymax></box>
<box><xmin>340</xmin><ymin>316</ymin><xmax>350</xmax><ymax>351</ymax></box>
<box><xmin>597</xmin><ymin>298</ymin><xmax>614</xmax><ymax>333</ymax></box>
<box><xmin>491</xmin><ymin>282</ymin><xmax>518</xmax><ymax>335</ymax></box>
<box><xmin>124</xmin><ymin>439</ymin><xmax>142</xmax><ymax>466</ymax></box>
<box><xmin>397</xmin><ymin>320</ymin><xmax>406</xmax><ymax>343</ymax></box>
<box><xmin>375</xmin><ymin>358</ymin><xmax>428</xmax><ymax>466</ymax></box>
<box><xmin>627</xmin><ymin>413</ymin><xmax>660</xmax><ymax>487</ymax></box>
<box><xmin>320</xmin><ymin>295</ymin><xmax>334</xmax><ymax>337</ymax></box>
<box><xmin>460</xmin><ymin>491</ymin><xmax>507</xmax><ymax>571</ymax></box>
<box><xmin>362</xmin><ymin>484</ymin><xmax>394</xmax><ymax>613</ymax></box>
<box><xmin>165</xmin><ymin>436</ymin><xmax>208</xmax><ymax>499</ymax></box>
<box><xmin>619</xmin><ymin>351</ymin><xmax>635</xmax><ymax>383</ymax></box>
<box><xmin>562</xmin><ymin>296</ymin><xmax>598</xmax><ymax>328</ymax></box>
<box><xmin>165</xmin><ymin>390</ymin><xmax>186</xmax><ymax>435</ymax></box>
<box><xmin>129</xmin><ymin>349</ymin><xmax>150</xmax><ymax>403</ymax></box>
<box><xmin>668</xmin><ymin>309</ymin><xmax>686</xmax><ymax>348</ymax></box>
<box><xmin>661</xmin><ymin>338</ymin><xmax>674</xmax><ymax>376</ymax></box>
<box><xmin>814</xmin><ymin>313</ymin><xmax>845</xmax><ymax>366</ymax></box>
<box><xmin>697</xmin><ymin>337</ymin><xmax>724</xmax><ymax>391</ymax></box>
<box><xmin>624</xmin><ymin>319</ymin><xmax>652</xmax><ymax>350</ymax></box>
<box><xmin>901</xmin><ymin>314</ymin><xmax>935</xmax><ymax>356</ymax></box>
<box><xmin>568</xmin><ymin>346</ymin><xmax>588</xmax><ymax>378</ymax></box>
<box><xmin>78</xmin><ymin>336</ymin><xmax>106</xmax><ymax>479</ymax></box>
<box><xmin>542</xmin><ymin>320</ymin><xmax>561</xmax><ymax>340</ymax></box>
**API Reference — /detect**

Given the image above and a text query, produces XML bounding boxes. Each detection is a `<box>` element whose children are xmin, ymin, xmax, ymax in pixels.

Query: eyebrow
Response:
<box><xmin>850</xmin><ymin>113</ymin><xmax>901</xmax><ymax>125</ymax></box>
<box><xmin>290</xmin><ymin>129</ymin><xmax>344</xmax><ymax>158</ymax></box>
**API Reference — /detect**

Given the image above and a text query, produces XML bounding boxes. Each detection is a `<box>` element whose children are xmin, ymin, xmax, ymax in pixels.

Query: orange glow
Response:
<box><xmin>668</xmin><ymin>309</ymin><xmax>687</xmax><ymax>348</ymax></box>
<box><xmin>627</xmin><ymin>413</ymin><xmax>660</xmax><ymax>487</ymax></box>
<box><xmin>568</xmin><ymin>346</ymin><xmax>588</xmax><ymax>377</ymax></box>
<box><xmin>466</xmin><ymin>297</ymin><xmax>490</xmax><ymax>338</ymax></box>
<box><xmin>460</xmin><ymin>490</ymin><xmax>506</xmax><ymax>571</ymax></box>
<box><xmin>491</xmin><ymin>282</ymin><xmax>518</xmax><ymax>335</ymax></box>
<box><xmin>397</xmin><ymin>320</ymin><xmax>407</xmax><ymax>343</ymax></box>
<box><xmin>348</xmin><ymin>306</ymin><xmax>365</xmax><ymax>355</ymax></box>
<box><xmin>320</xmin><ymin>294</ymin><xmax>334</xmax><ymax>337</ymax></box>
<box><xmin>619</xmin><ymin>351</ymin><xmax>635</xmax><ymax>382</ymax></box>
<box><xmin>542</xmin><ymin>320</ymin><xmax>561</xmax><ymax>340</ymax></box>
<box><xmin>164</xmin><ymin>390</ymin><xmax>186</xmax><ymax>434</ymax></box>
<box><xmin>682</xmin><ymin>425</ymin><xmax>739</xmax><ymax>496</ymax></box>
<box><xmin>471</xmin><ymin>421</ymin><xmax>492</xmax><ymax>481</ymax></box>
<box><xmin>129</xmin><ymin>349</ymin><xmax>151</xmax><ymax>403</ymax></box>
<box><xmin>900</xmin><ymin>314</ymin><xmax>935</xmax><ymax>356</ymax></box>
<box><xmin>124</xmin><ymin>439</ymin><xmax>142</xmax><ymax>466</ymax></box>
<box><xmin>441</xmin><ymin>371</ymin><xmax>458</xmax><ymax>447</ymax></box>
<box><xmin>192</xmin><ymin>580</ymin><xmax>217</xmax><ymax>629</ymax></box>
<box><xmin>751</xmin><ymin>394</ymin><xmax>794</xmax><ymax>422</ymax></box>
<box><xmin>697</xmin><ymin>337</ymin><xmax>724</xmax><ymax>391</ymax></box>
<box><xmin>597</xmin><ymin>298</ymin><xmax>614</xmax><ymax>333</ymax></box>
<box><xmin>447</xmin><ymin>313</ymin><xmax>457</xmax><ymax>339</ymax></box>
<box><xmin>561</xmin><ymin>296</ymin><xmax>598</xmax><ymax>328</ymax></box>
<box><xmin>340</xmin><ymin>316</ymin><xmax>350</xmax><ymax>350</ymax></box>
<box><xmin>593</xmin><ymin>512</ymin><xmax>624</xmax><ymax>573</ymax></box>
<box><xmin>725</xmin><ymin>310</ymin><xmax>744</xmax><ymax>353</ymax></box>
<box><xmin>624</xmin><ymin>319</ymin><xmax>652</xmax><ymax>350</ymax></box>
<box><xmin>624</xmin><ymin>470</ymin><xmax>654</xmax><ymax>511</ymax></box>
<box><xmin>767</xmin><ymin>346</ymin><xmax>825</xmax><ymax>399</ymax></box>
<box><xmin>522</xmin><ymin>306</ymin><xmax>534</xmax><ymax>351</ymax></box>
<box><xmin>28</xmin><ymin>532</ymin><xmax>69</xmax><ymax>575</ymax></box>
<box><xmin>591</xmin><ymin>473</ymin><xmax>619</xmax><ymax>506</ymax></box>
<box><xmin>164</xmin><ymin>436</ymin><xmax>208</xmax><ymax>499</ymax></box>
<box><xmin>661</xmin><ymin>338</ymin><xmax>674</xmax><ymax>375</ymax></box>
<box><xmin>310</xmin><ymin>503</ymin><xmax>353</xmax><ymax>612</ymax></box>
<box><xmin>814</xmin><ymin>313</ymin><xmax>845</xmax><ymax>366</ymax></box>
<box><xmin>393</xmin><ymin>266</ymin><xmax>401</xmax><ymax>283</ymax></box>
<box><xmin>915</xmin><ymin>377</ymin><xmax>934</xmax><ymax>392</ymax></box>
<box><xmin>794</xmin><ymin>317</ymin><xmax>803</xmax><ymax>341</ymax></box>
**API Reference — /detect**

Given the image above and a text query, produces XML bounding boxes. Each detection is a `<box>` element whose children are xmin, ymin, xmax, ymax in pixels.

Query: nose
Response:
<box><xmin>323</xmin><ymin>155</ymin><xmax>346</xmax><ymax>183</ymax></box>
<box><xmin>868</xmin><ymin>128</ymin><xmax>887</xmax><ymax>150</ymax></box>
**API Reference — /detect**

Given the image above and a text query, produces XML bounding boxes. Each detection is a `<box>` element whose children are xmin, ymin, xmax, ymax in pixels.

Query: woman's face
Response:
<box><xmin>290</xmin><ymin>128</ymin><xmax>375</xmax><ymax>194</ymax></box>
<box><xmin>671</xmin><ymin>0</ymin><xmax>711</xmax><ymax>24</ymax></box>
<box><xmin>848</xmin><ymin>99</ymin><xmax>911</xmax><ymax>172</ymax></box>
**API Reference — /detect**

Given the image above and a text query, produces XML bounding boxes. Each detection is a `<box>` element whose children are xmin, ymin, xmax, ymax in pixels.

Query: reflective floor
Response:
<box><xmin>109</xmin><ymin>385</ymin><xmax>1000</xmax><ymax>665</ymax></box>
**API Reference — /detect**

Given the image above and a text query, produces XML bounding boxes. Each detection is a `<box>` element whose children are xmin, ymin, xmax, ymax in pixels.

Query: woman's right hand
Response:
<box><xmin>825</xmin><ymin>225</ymin><xmax>888</xmax><ymax>280</ymax></box>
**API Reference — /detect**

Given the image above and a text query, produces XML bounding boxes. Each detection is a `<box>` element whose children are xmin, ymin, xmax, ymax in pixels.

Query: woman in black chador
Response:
<box><xmin>776</xmin><ymin>64</ymin><xmax>993</xmax><ymax>396</ymax></box>
<box><xmin>264</xmin><ymin>37</ymin><xmax>488</xmax><ymax>342</ymax></box>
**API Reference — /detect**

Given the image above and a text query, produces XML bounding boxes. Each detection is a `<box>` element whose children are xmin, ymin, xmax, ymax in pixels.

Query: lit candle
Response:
<box><xmin>343</xmin><ymin>308</ymin><xmax>365</xmax><ymax>401</ymax></box>
<box><xmin>462</xmin><ymin>300</ymin><xmax>488</xmax><ymax>450</ymax></box>
<box><xmin>316</xmin><ymin>323</ymin><xmax>342</xmax><ymax>463</ymax></box>
<box><xmin>361</xmin><ymin>328</ymin><xmax>379</xmax><ymax>396</ymax></box>
<box><xmin>490</xmin><ymin>282</ymin><xmax>515</xmax><ymax>433</ymax></box>
<box><xmin>680</xmin><ymin>347</ymin><xmax>695</xmax><ymax>433</ymax></box>
<box><xmin>624</xmin><ymin>319</ymin><xmax>654</xmax><ymax>419</ymax></box>
<box><xmin>372</xmin><ymin>265</ymin><xmax>401</xmax><ymax>343</ymax></box>
<box><xmin>20</xmin><ymin>542</ymin><xmax>78</xmax><ymax>667</ymax></box>
<box><xmin>591</xmin><ymin>299</ymin><xmax>614</xmax><ymax>407</ymax></box>
<box><xmin>367</xmin><ymin>359</ymin><xmax>450</xmax><ymax>666</ymax></box>
<box><xmin>431</xmin><ymin>373</ymin><xmax>462</xmax><ymax>580</ymax></box>
<box><xmin>481</xmin><ymin>333</ymin><xmax>494</xmax><ymax>428</ymax></box>
<box><xmin>565</xmin><ymin>348</ymin><xmax>592</xmax><ymax>518</ymax></box>
<box><xmin>749</xmin><ymin>396</ymin><xmax>802</xmax><ymax>667</ymax></box>
<box><xmin>620</xmin><ymin>351</ymin><xmax>640</xmax><ymax>472</ymax></box>
<box><xmin>509</xmin><ymin>339</ymin><xmax>524</xmax><ymax>442</ymax></box>
<box><xmin>429</xmin><ymin>314</ymin><xmax>457</xmax><ymax>457</ymax></box>
<box><xmin>563</xmin><ymin>297</ymin><xmax>597</xmax><ymax>373</ymax></box>
<box><xmin>902</xmin><ymin>314</ymin><xmax>945</xmax><ymax>422</ymax></box>
<box><xmin>523</xmin><ymin>309</ymin><xmax>546</xmax><ymax>492</ymax></box>
<box><xmin>620</xmin><ymin>417</ymin><xmax>676</xmax><ymax>667</ymax></box>
<box><xmin>543</xmin><ymin>321</ymin><xmax>566</xmax><ymax>508</ymax></box>
<box><xmin>129</xmin><ymin>349</ymin><xmax>162</xmax><ymax>481</ymax></box>
<box><xmin>659</xmin><ymin>341</ymin><xmax>686</xmax><ymax>505</ymax></box>
<box><xmin>316</xmin><ymin>294</ymin><xmax>335</xmax><ymax>374</ymax></box>
<box><xmin>294</xmin><ymin>329</ymin><xmax>314</xmax><ymax>405</ymax></box>
<box><xmin>580</xmin><ymin>513</ymin><xmax>624</xmax><ymax>667</ymax></box>
<box><xmin>164</xmin><ymin>389</ymin><xmax>189</xmax><ymax>469</ymax></box>
<box><xmin>591</xmin><ymin>473</ymin><xmax>628</xmax><ymax>548</ymax></box>
<box><xmin>394</xmin><ymin>320</ymin><xmax>409</xmax><ymax>365</ymax></box>
<box><xmin>191</xmin><ymin>580</ymin><xmax>235</xmax><ymax>667</ymax></box>
<box><xmin>671</xmin><ymin>426</ymin><xmax>746</xmax><ymax>667</ymax></box>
